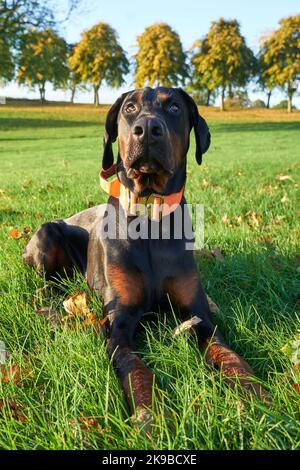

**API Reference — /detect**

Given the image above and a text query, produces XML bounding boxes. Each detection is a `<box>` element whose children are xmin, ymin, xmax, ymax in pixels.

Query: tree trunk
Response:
<box><xmin>266</xmin><ymin>90</ymin><xmax>272</xmax><ymax>109</ymax></box>
<box><xmin>228</xmin><ymin>84</ymin><xmax>233</xmax><ymax>99</ymax></box>
<box><xmin>70</xmin><ymin>86</ymin><xmax>76</xmax><ymax>103</ymax></box>
<box><xmin>206</xmin><ymin>89</ymin><xmax>211</xmax><ymax>107</ymax></box>
<box><xmin>287</xmin><ymin>91</ymin><xmax>293</xmax><ymax>113</ymax></box>
<box><xmin>94</xmin><ymin>85</ymin><xmax>100</xmax><ymax>106</ymax></box>
<box><xmin>39</xmin><ymin>84</ymin><xmax>45</xmax><ymax>103</ymax></box>
<box><xmin>220</xmin><ymin>87</ymin><xmax>225</xmax><ymax>111</ymax></box>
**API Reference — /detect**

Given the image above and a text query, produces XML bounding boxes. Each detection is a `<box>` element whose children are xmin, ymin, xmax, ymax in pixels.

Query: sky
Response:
<box><xmin>1</xmin><ymin>0</ymin><xmax>299</xmax><ymax>106</ymax></box>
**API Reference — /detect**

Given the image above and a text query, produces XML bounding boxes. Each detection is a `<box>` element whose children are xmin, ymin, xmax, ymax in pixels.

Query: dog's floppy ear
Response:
<box><xmin>102</xmin><ymin>91</ymin><xmax>130</xmax><ymax>169</ymax></box>
<box><xmin>178</xmin><ymin>88</ymin><xmax>211</xmax><ymax>165</ymax></box>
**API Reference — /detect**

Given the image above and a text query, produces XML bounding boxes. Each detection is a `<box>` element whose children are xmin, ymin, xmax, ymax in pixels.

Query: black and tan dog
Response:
<box><xmin>23</xmin><ymin>87</ymin><xmax>268</xmax><ymax>426</ymax></box>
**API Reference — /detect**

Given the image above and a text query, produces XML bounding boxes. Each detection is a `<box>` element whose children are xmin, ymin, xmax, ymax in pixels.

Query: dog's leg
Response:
<box><xmin>107</xmin><ymin>310</ymin><xmax>156</xmax><ymax>426</ymax></box>
<box><xmin>23</xmin><ymin>221</ymin><xmax>89</xmax><ymax>279</ymax></box>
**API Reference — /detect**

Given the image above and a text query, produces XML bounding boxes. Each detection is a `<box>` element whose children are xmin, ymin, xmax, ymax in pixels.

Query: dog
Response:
<box><xmin>23</xmin><ymin>87</ymin><xmax>269</xmax><ymax>427</ymax></box>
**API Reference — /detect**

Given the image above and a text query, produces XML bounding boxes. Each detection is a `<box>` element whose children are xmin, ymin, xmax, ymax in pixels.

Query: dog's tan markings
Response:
<box><xmin>203</xmin><ymin>340</ymin><xmax>271</xmax><ymax>402</ymax></box>
<box><xmin>122</xmin><ymin>356</ymin><xmax>155</xmax><ymax>412</ymax></box>
<box><xmin>107</xmin><ymin>264</ymin><xmax>145</xmax><ymax>306</ymax></box>
<box><xmin>164</xmin><ymin>271</ymin><xmax>199</xmax><ymax>308</ymax></box>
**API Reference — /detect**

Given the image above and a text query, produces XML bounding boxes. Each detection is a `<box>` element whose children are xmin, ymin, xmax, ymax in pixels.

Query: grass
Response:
<box><xmin>0</xmin><ymin>103</ymin><xmax>300</xmax><ymax>450</ymax></box>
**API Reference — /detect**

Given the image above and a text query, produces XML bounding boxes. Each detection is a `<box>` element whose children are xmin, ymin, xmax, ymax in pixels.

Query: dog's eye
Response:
<box><xmin>169</xmin><ymin>103</ymin><xmax>180</xmax><ymax>113</ymax></box>
<box><xmin>125</xmin><ymin>103</ymin><xmax>137</xmax><ymax>114</ymax></box>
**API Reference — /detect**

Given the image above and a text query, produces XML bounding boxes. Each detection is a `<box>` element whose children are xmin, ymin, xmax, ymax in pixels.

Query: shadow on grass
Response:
<box><xmin>212</xmin><ymin>121</ymin><xmax>300</xmax><ymax>133</ymax></box>
<box><xmin>0</xmin><ymin>116</ymin><xmax>100</xmax><ymax>131</ymax></box>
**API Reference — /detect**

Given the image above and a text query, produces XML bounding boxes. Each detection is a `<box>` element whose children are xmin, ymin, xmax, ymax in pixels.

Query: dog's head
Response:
<box><xmin>102</xmin><ymin>87</ymin><xmax>210</xmax><ymax>195</ymax></box>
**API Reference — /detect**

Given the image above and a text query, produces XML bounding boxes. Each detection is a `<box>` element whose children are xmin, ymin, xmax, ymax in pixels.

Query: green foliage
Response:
<box><xmin>135</xmin><ymin>23</ymin><xmax>188</xmax><ymax>87</ymax></box>
<box><xmin>0</xmin><ymin>0</ymin><xmax>54</xmax><ymax>48</ymax></box>
<box><xmin>259</xmin><ymin>15</ymin><xmax>300</xmax><ymax>112</ymax></box>
<box><xmin>272</xmin><ymin>100</ymin><xmax>297</xmax><ymax>110</ymax></box>
<box><xmin>251</xmin><ymin>99</ymin><xmax>266</xmax><ymax>108</ymax></box>
<box><xmin>191</xmin><ymin>18</ymin><xmax>256</xmax><ymax>110</ymax></box>
<box><xmin>17</xmin><ymin>28</ymin><xmax>69</xmax><ymax>102</ymax></box>
<box><xmin>0</xmin><ymin>38</ymin><xmax>14</xmax><ymax>83</ymax></box>
<box><xmin>69</xmin><ymin>23</ymin><xmax>129</xmax><ymax>105</ymax></box>
<box><xmin>224</xmin><ymin>90</ymin><xmax>251</xmax><ymax>109</ymax></box>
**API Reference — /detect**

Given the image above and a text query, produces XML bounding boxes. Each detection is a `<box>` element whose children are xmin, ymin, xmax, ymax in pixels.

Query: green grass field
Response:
<box><xmin>0</xmin><ymin>104</ymin><xmax>300</xmax><ymax>450</ymax></box>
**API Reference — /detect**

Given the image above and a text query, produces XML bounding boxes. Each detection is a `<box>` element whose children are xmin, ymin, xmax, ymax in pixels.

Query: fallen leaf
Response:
<box><xmin>292</xmin><ymin>383</ymin><xmax>300</xmax><ymax>395</ymax></box>
<box><xmin>8</xmin><ymin>229</ymin><xmax>22</xmax><ymax>239</ymax></box>
<box><xmin>221</xmin><ymin>214</ymin><xmax>231</xmax><ymax>225</ymax></box>
<box><xmin>206</xmin><ymin>295</ymin><xmax>220</xmax><ymax>314</ymax></box>
<box><xmin>246</xmin><ymin>211</ymin><xmax>261</xmax><ymax>227</ymax></box>
<box><xmin>62</xmin><ymin>292</ymin><xmax>103</xmax><ymax>331</ymax></box>
<box><xmin>0</xmin><ymin>364</ymin><xmax>33</xmax><ymax>385</ymax></box>
<box><xmin>280</xmin><ymin>194</ymin><xmax>289</xmax><ymax>203</ymax></box>
<box><xmin>276</xmin><ymin>174</ymin><xmax>294</xmax><ymax>182</ymax></box>
<box><xmin>63</xmin><ymin>292</ymin><xmax>91</xmax><ymax>318</ymax></box>
<box><xmin>0</xmin><ymin>398</ymin><xmax>27</xmax><ymax>423</ymax></box>
<box><xmin>202</xmin><ymin>179</ymin><xmax>209</xmax><ymax>188</ymax></box>
<box><xmin>77</xmin><ymin>416</ymin><xmax>101</xmax><ymax>431</ymax></box>
<box><xmin>233</xmin><ymin>215</ymin><xmax>243</xmax><ymax>225</ymax></box>
<box><xmin>173</xmin><ymin>316</ymin><xmax>202</xmax><ymax>337</ymax></box>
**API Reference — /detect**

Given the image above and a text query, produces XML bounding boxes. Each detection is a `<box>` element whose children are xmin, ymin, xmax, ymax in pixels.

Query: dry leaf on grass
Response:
<box><xmin>8</xmin><ymin>229</ymin><xmax>22</xmax><ymax>239</ymax></box>
<box><xmin>281</xmin><ymin>194</ymin><xmax>289</xmax><ymax>203</ymax></box>
<box><xmin>173</xmin><ymin>316</ymin><xmax>202</xmax><ymax>337</ymax></box>
<box><xmin>8</xmin><ymin>227</ymin><xmax>32</xmax><ymax>240</ymax></box>
<box><xmin>202</xmin><ymin>179</ymin><xmax>209</xmax><ymax>188</ymax></box>
<box><xmin>63</xmin><ymin>292</ymin><xmax>91</xmax><ymax>318</ymax></box>
<box><xmin>0</xmin><ymin>398</ymin><xmax>27</xmax><ymax>423</ymax></box>
<box><xmin>0</xmin><ymin>364</ymin><xmax>33</xmax><ymax>385</ymax></box>
<box><xmin>62</xmin><ymin>292</ymin><xmax>103</xmax><ymax>331</ymax></box>
<box><xmin>206</xmin><ymin>295</ymin><xmax>220</xmax><ymax>314</ymax></box>
<box><xmin>221</xmin><ymin>214</ymin><xmax>231</xmax><ymax>226</ymax></box>
<box><xmin>276</xmin><ymin>174</ymin><xmax>294</xmax><ymax>182</ymax></box>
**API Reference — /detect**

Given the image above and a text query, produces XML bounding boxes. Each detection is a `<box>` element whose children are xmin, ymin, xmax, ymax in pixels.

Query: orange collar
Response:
<box><xmin>99</xmin><ymin>164</ymin><xmax>184</xmax><ymax>221</ymax></box>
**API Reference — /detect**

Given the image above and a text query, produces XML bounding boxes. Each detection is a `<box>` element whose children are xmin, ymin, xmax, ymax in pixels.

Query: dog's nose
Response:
<box><xmin>132</xmin><ymin>117</ymin><xmax>164</xmax><ymax>143</ymax></box>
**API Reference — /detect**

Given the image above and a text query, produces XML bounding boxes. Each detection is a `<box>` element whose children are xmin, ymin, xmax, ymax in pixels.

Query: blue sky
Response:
<box><xmin>1</xmin><ymin>0</ymin><xmax>299</xmax><ymax>106</ymax></box>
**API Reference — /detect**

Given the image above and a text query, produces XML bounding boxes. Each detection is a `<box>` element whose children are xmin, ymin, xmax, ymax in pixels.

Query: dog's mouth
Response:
<box><xmin>125</xmin><ymin>159</ymin><xmax>174</xmax><ymax>194</ymax></box>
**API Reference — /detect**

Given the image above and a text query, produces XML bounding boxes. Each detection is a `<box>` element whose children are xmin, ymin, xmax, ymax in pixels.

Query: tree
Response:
<box><xmin>17</xmin><ymin>28</ymin><xmax>69</xmax><ymax>102</ymax></box>
<box><xmin>190</xmin><ymin>38</ymin><xmax>217</xmax><ymax>106</ymax></box>
<box><xmin>259</xmin><ymin>15</ymin><xmax>300</xmax><ymax>113</ymax></box>
<box><xmin>0</xmin><ymin>1</ymin><xmax>54</xmax><ymax>48</ymax></box>
<box><xmin>0</xmin><ymin>38</ymin><xmax>14</xmax><ymax>84</ymax></box>
<box><xmin>257</xmin><ymin>33</ymin><xmax>277</xmax><ymax>108</ymax></box>
<box><xmin>134</xmin><ymin>23</ymin><xmax>188</xmax><ymax>87</ymax></box>
<box><xmin>65</xmin><ymin>43</ymin><xmax>86</xmax><ymax>103</ymax></box>
<box><xmin>0</xmin><ymin>0</ymin><xmax>81</xmax><ymax>47</ymax></box>
<box><xmin>69</xmin><ymin>22</ymin><xmax>129</xmax><ymax>106</ymax></box>
<box><xmin>191</xmin><ymin>19</ymin><xmax>256</xmax><ymax>111</ymax></box>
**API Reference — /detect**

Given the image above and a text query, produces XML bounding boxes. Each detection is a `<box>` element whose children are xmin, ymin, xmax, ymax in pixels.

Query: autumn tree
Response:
<box><xmin>17</xmin><ymin>28</ymin><xmax>69</xmax><ymax>102</ymax></box>
<box><xmin>190</xmin><ymin>38</ymin><xmax>216</xmax><ymax>106</ymax></box>
<box><xmin>134</xmin><ymin>23</ymin><xmax>188</xmax><ymax>87</ymax></box>
<box><xmin>69</xmin><ymin>22</ymin><xmax>129</xmax><ymax>106</ymax></box>
<box><xmin>65</xmin><ymin>43</ymin><xmax>87</xmax><ymax>103</ymax></box>
<box><xmin>259</xmin><ymin>15</ymin><xmax>300</xmax><ymax>113</ymax></box>
<box><xmin>191</xmin><ymin>19</ymin><xmax>255</xmax><ymax>111</ymax></box>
